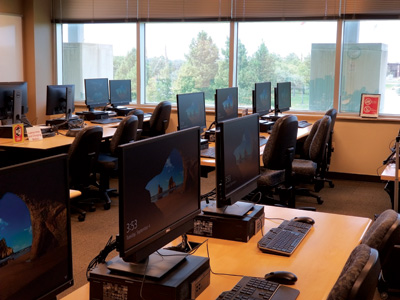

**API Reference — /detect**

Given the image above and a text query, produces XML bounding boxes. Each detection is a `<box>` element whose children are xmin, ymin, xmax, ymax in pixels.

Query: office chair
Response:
<box><xmin>361</xmin><ymin>209</ymin><xmax>400</xmax><ymax>298</ymax></box>
<box><xmin>96</xmin><ymin>115</ymin><xmax>138</xmax><ymax>208</ymax></box>
<box><xmin>257</xmin><ymin>115</ymin><xmax>298</xmax><ymax>208</ymax></box>
<box><xmin>324</xmin><ymin>108</ymin><xmax>337</xmax><ymax>188</ymax></box>
<box><xmin>68</xmin><ymin>126</ymin><xmax>103</xmax><ymax>221</ymax></box>
<box><xmin>128</xmin><ymin>109</ymin><xmax>144</xmax><ymax>140</ymax></box>
<box><xmin>141</xmin><ymin>101</ymin><xmax>171</xmax><ymax>138</ymax></box>
<box><xmin>292</xmin><ymin>115</ymin><xmax>331</xmax><ymax>204</ymax></box>
<box><xmin>327</xmin><ymin>244</ymin><xmax>381</xmax><ymax>300</ymax></box>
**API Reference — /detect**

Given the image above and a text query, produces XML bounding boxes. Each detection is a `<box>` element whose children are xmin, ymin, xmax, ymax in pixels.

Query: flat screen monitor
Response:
<box><xmin>116</xmin><ymin>127</ymin><xmax>200</xmax><ymax>277</ymax></box>
<box><xmin>275</xmin><ymin>82</ymin><xmax>291</xmax><ymax>115</ymax></box>
<box><xmin>0</xmin><ymin>154</ymin><xmax>73</xmax><ymax>300</ymax></box>
<box><xmin>84</xmin><ymin>78</ymin><xmax>109</xmax><ymax>111</ymax></box>
<box><xmin>252</xmin><ymin>82</ymin><xmax>271</xmax><ymax>117</ymax></box>
<box><xmin>202</xmin><ymin>114</ymin><xmax>260</xmax><ymax>217</ymax></box>
<box><xmin>215</xmin><ymin>87</ymin><xmax>238</xmax><ymax>124</ymax></box>
<box><xmin>0</xmin><ymin>82</ymin><xmax>28</xmax><ymax>121</ymax></box>
<box><xmin>176</xmin><ymin>92</ymin><xmax>206</xmax><ymax>131</ymax></box>
<box><xmin>46</xmin><ymin>85</ymin><xmax>75</xmax><ymax>120</ymax></box>
<box><xmin>109</xmin><ymin>79</ymin><xmax>131</xmax><ymax>107</ymax></box>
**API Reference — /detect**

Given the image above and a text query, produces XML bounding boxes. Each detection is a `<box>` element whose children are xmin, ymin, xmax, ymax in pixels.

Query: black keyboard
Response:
<box><xmin>216</xmin><ymin>276</ymin><xmax>299</xmax><ymax>300</ymax></box>
<box><xmin>91</xmin><ymin>118</ymin><xmax>123</xmax><ymax>124</ymax></box>
<box><xmin>298</xmin><ymin>120</ymin><xmax>312</xmax><ymax>128</ymax></box>
<box><xmin>201</xmin><ymin>146</ymin><xmax>216</xmax><ymax>158</ymax></box>
<box><xmin>258</xmin><ymin>220</ymin><xmax>312</xmax><ymax>256</ymax></box>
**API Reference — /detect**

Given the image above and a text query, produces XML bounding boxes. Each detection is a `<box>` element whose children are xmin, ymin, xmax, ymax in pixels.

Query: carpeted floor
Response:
<box><xmin>59</xmin><ymin>173</ymin><xmax>396</xmax><ymax>299</ymax></box>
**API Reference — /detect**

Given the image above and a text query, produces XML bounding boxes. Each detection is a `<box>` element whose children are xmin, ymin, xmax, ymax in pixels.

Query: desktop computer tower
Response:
<box><xmin>89</xmin><ymin>254</ymin><xmax>210</xmax><ymax>300</ymax></box>
<box><xmin>188</xmin><ymin>204</ymin><xmax>265</xmax><ymax>242</ymax></box>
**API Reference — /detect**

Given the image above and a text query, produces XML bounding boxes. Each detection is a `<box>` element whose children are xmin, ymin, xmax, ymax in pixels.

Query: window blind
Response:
<box><xmin>52</xmin><ymin>0</ymin><xmax>400</xmax><ymax>23</ymax></box>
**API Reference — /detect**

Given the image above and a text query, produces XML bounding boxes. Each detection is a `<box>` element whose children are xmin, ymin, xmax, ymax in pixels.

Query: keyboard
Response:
<box><xmin>201</xmin><ymin>146</ymin><xmax>216</xmax><ymax>158</ymax></box>
<box><xmin>298</xmin><ymin>120</ymin><xmax>312</xmax><ymax>128</ymax></box>
<box><xmin>91</xmin><ymin>118</ymin><xmax>123</xmax><ymax>124</ymax></box>
<box><xmin>257</xmin><ymin>220</ymin><xmax>312</xmax><ymax>256</ymax></box>
<box><xmin>201</xmin><ymin>138</ymin><xmax>267</xmax><ymax>159</ymax></box>
<box><xmin>216</xmin><ymin>276</ymin><xmax>299</xmax><ymax>300</ymax></box>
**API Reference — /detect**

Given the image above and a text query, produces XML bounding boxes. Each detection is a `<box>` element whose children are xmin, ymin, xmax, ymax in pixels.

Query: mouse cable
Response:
<box><xmin>86</xmin><ymin>236</ymin><xmax>117</xmax><ymax>280</ymax></box>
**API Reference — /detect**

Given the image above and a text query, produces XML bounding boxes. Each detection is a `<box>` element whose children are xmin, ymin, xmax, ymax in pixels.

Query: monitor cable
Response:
<box><xmin>86</xmin><ymin>236</ymin><xmax>117</xmax><ymax>280</ymax></box>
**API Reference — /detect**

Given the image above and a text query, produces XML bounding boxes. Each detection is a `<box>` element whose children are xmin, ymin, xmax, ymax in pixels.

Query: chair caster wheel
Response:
<box><xmin>380</xmin><ymin>292</ymin><xmax>389</xmax><ymax>300</ymax></box>
<box><xmin>78</xmin><ymin>214</ymin><xmax>86</xmax><ymax>222</ymax></box>
<box><xmin>317</xmin><ymin>197</ymin><xmax>324</xmax><ymax>205</ymax></box>
<box><xmin>89</xmin><ymin>205</ymin><xmax>96</xmax><ymax>212</ymax></box>
<box><xmin>104</xmin><ymin>203</ymin><xmax>111</xmax><ymax>210</ymax></box>
<box><xmin>329</xmin><ymin>182</ymin><xmax>334</xmax><ymax>188</ymax></box>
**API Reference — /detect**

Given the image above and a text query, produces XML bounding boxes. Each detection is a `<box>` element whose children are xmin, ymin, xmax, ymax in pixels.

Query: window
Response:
<box><xmin>238</xmin><ymin>21</ymin><xmax>337</xmax><ymax>111</ymax></box>
<box><xmin>340</xmin><ymin>20</ymin><xmax>400</xmax><ymax>115</ymax></box>
<box><xmin>144</xmin><ymin>22</ymin><xmax>229</xmax><ymax>105</ymax></box>
<box><xmin>61</xmin><ymin>23</ymin><xmax>137</xmax><ymax>102</ymax></box>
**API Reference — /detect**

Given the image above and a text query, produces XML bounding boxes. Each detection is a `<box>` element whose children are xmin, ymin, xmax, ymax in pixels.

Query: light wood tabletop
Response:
<box><xmin>61</xmin><ymin>205</ymin><xmax>371</xmax><ymax>300</ymax></box>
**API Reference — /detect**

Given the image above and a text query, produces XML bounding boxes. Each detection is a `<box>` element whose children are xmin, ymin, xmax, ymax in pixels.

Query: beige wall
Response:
<box><xmin>2</xmin><ymin>2</ymin><xmax>400</xmax><ymax>177</ymax></box>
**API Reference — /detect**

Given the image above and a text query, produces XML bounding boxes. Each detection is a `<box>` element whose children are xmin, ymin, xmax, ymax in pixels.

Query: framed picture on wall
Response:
<box><xmin>360</xmin><ymin>93</ymin><xmax>380</xmax><ymax>118</ymax></box>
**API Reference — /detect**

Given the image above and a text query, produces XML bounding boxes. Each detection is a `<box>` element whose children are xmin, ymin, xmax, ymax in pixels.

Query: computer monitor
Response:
<box><xmin>176</xmin><ymin>92</ymin><xmax>206</xmax><ymax>131</ymax></box>
<box><xmin>252</xmin><ymin>82</ymin><xmax>271</xmax><ymax>117</ymax></box>
<box><xmin>202</xmin><ymin>114</ymin><xmax>260</xmax><ymax>217</ymax></box>
<box><xmin>115</xmin><ymin>127</ymin><xmax>200</xmax><ymax>277</ymax></box>
<box><xmin>46</xmin><ymin>85</ymin><xmax>75</xmax><ymax>120</ymax></box>
<box><xmin>109</xmin><ymin>79</ymin><xmax>131</xmax><ymax>107</ymax></box>
<box><xmin>274</xmin><ymin>82</ymin><xmax>291</xmax><ymax>116</ymax></box>
<box><xmin>0</xmin><ymin>154</ymin><xmax>73</xmax><ymax>300</ymax></box>
<box><xmin>215</xmin><ymin>87</ymin><xmax>238</xmax><ymax>124</ymax></box>
<box><xmin>0</xmin><ymin>82</ymin><xmax>28</xmax><ymax>122</ymax></box>
<box><xmin>84</xmin><ymin>78</ymin><xmax>109</xmax><ymax>111</ymax></box>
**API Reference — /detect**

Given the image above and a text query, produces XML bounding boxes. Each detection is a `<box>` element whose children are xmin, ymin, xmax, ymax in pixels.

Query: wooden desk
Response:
<box><xmin>61</xmin><ymin>206</ymin><xmax>371</xmax><ymax>300</ymax></box>
<box><xmin>201</xmin><ymin>125</ymin><xmax>312</xmax><ymax>168</ymax></box>
<box><xmin>380</xmin><ymin>163</ymin><xmax>398</xmax><ymax>181</ymax></box>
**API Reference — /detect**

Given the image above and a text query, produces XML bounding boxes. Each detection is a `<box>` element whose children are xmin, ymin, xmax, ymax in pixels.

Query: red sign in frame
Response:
<box><xmin>360</xmin><ymin>93</ymin><xmax>380</xmax><ymax>118</ymax></box>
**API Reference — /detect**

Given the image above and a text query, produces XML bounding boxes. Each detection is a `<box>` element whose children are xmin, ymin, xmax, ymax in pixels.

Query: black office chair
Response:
<box><xmin>68</xmin><ymin>126</ymin><xmax>103</xmax><ymax>221</ymax></box>
<box><xmin>361</xmin><ymin>209</ymin><xmax>400</xmax><ymax>298</ymax></box>
<box><xmin>324</xmin><ymin>108</ymin><xmax>337</xmax><ymax>188</ymax></box>
<box><xmin>327</xmin><ymin>244</ymin><xmax>381</xmax><ymax>300</ymax></box>
<box><xmin>257</xmin><ymin>115</ymin><xmax>298</xmax><ymax>208</ymax></box>
<box><xmin>292</xmin><ymin>115</ymin><xmax>331</xmax><ymax>204</ymax></box>
<box><xmin>128</xmin><ymin>109</ymin><xmax>144</xmax><ymax>140</ymax></box>
<box><xmin>141</xmin><ymin>101</ymin><xmax>171</xmax><ymax>138</ymax></box>
<box><xmin>96</xmin><ymin>115</ymin><xmax>138</xmax><ymax>208</ymax></box>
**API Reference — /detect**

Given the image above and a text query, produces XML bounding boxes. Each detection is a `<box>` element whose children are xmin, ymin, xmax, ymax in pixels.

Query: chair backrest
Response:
<box><xmin>327</xmin><ymin>244</ymin><xmax>381</xmax><ymax>300</ymax></box>
<box><xmin>109</xmin><ymin>115</ymin><xmax>138</xmax><ymax>155</ymax></box>
<box><xmin>302</xmin><ymin>118</ymin><xmax>321</xmax><ymax>159</ymax></box>
<box><xmin>325</xmin><ymin>108</ymin><xmax>337</xmax><ymax>165</ymax></box>
<box><xmin>128</xmin><ymin>109</ymin><xmax>144</xmax><ymax>129</ymax></box>
<box><xmin>362</xmin><ymin>209</ymin><xmax>400</xmax><ymax>286</ymax></box>
<box><xmin>68</xmin><ymin>126</ymin><xmax>103</xmax><ymax>188</ymax></box>
<box><xmin>149</xmin><ymin>101</ymin><xmax>172</xmax><ymax>135</ymax></box>
<box><xmin>308</xmin><ymin>115</ymin><xmax>331</xmax><ymax>165</ymax></box>
<box><xmin>262</xmin><ymin>115</ymin><xmax>298</xmax><ymax>171</ymax></box>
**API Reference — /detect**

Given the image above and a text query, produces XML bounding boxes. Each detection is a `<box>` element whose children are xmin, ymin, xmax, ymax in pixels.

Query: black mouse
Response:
<box><xmin>264</xmin><ymin>271</ymin><xmax>298</xmax><ymax>285</ymax></box>
<box><xmin>292</xmin><ymin>216</ymin><xmax>315</xmax><ymax>225</ymax></box>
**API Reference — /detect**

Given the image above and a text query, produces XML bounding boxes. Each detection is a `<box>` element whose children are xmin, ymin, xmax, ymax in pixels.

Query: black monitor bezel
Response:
<box><xmin>0</xmin><ymin>81</ymin><xmax>28</xmax><ymax>120</ymax></box>
<box><xmin>84</xmin><ymin>78</ymin><xmax>109</xmax><ymax>111</ymax></box>
<box><xmin>275</xmin><ymin>82</ymin><xmax>291</xmax><ymax>113</ymax></box>
<box><xmin>109</xmin><ymin>79</ymin><xmax>131</xmax><ymax>107</ymax></box>
<box><xmin>215</xmin><ymin>87</ymin><xmax>239</xmax><ymax>125</ymax></box>
<box><xmin>176</xmin><ymin>92</ymin><xmax>207</xmax><ymax>131</ymax></box>
<box><xmin>117</xmin><ymin>127</ymin><xmax>201</xmax><ymax>263</ymax></box>
<box><xmin>215</xmin><ymin>113</ymin><xmax>260</xmax><ymax>208</ymax></box>
<box><xmin>46</xmin><ymin>84</ymin><xmax>75</xmax><ymax>119</ymax></box>
<box><xmin>252</xmin><ymin>82</ymin><xmax>272</xmax><ymax>117</ymax></box>
<box><xmin>0</xmin><ymin>154</ymin><xmax>73</xmax><ymax>300</ymax></box>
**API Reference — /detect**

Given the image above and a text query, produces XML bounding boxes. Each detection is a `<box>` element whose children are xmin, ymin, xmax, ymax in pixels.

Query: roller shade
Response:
<box><xmin>341</xmin><ymin>0</ymin><xmax>400</xmax><ymax>18</ymax></box>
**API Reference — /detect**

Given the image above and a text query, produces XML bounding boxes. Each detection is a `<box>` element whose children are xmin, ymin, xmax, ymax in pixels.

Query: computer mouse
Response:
<box><xmin>292</xmin><ymin>216</ymin><xmax>315</xmax><ymax>225</ymax></box>
<box><xmin>264</xmin><ymin>271</ymin><xmax>298</xmax><ymax>285</ymax></box>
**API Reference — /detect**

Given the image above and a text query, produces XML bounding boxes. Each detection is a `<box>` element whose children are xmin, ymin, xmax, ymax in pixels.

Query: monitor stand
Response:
<box><xmin>107</xmin><ymin>249</ymin><xmax>186</xmax><ymax>279</ymax></box>
<box><xmin>201</xmin><ymin>200</ymin><xmax>254</xmax><ymax>217</ymax></box>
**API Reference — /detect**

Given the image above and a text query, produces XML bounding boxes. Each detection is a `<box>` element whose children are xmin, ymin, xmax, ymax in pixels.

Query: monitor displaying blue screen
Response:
<box><xmin>176</xmin><ymin>92</ymin><xmax>206</xmax><ymax>131</ymax></box>
<box><xmin>84</xmin><ymin>78</ymin><xmax>109</xmax><ymax>111</ymax></box>
<box><xmin>275</xmin><ymin>82</ymin><xmax>291</xmax><ymax>113</ymax></box>
<box><xmin>215</xmin><ymin>87</ymin><xmax>238</xmax><ymax>124</ymax></box>
<box><xmin>253</xmin><ymin>82</ymin><xmax>271</xmax><ymax>116</ymax></box>
<box><xmin>109</xmin><ymin>80</ymin><xmax>131</xmax><ymax>107</ymax></box>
